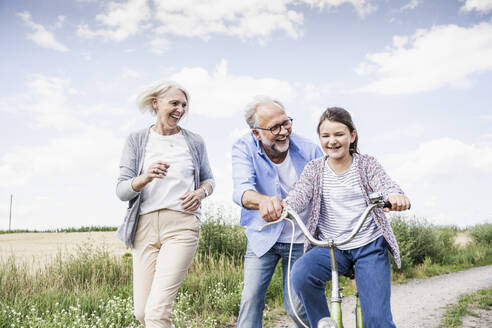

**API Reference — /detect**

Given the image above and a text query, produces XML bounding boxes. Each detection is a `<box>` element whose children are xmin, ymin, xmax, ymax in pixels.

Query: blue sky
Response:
<box><xmin>1</xmin><ymin>0</ymin><xmax>491</xmax><ymax>230</ymax></box>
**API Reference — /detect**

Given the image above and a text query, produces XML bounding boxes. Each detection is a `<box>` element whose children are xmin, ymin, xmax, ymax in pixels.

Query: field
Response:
<box><xmin>1</xmin><ymin>217</ymin><xmax>492</xmax><ymax>327</ymax></box>
<box><xmin>0</xmin><ymin>231</ymin><xmax>126</xmax><ymax>268</ymax></box>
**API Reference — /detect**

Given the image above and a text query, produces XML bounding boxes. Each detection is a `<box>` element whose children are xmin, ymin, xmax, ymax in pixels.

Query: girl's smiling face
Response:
<box><xmin>318</xmin><ymin>119</ymin><xmax>357</xmax><ymax>161</ymax></box>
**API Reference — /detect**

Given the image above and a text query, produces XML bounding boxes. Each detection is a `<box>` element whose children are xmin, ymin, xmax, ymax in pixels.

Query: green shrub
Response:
<box><xmin>198</xmin><ymin>219</ymin><xmax>247</xmax><ymax>262</ymax></box>
<box><xmin>469</xmin><ymin>223</ymin><xmax>492</xmax><ymax>245</ymax></box>
<box><xmin>390</xmin><ymin>215</ymin><xmax>440</xmax><ymax>271</ymax></box>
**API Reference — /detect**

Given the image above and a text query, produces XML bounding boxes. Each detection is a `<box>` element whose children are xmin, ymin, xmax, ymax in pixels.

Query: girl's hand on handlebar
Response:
<box><xmin>384</xmin><ymin>194</ymin><xmax>411</xmax><ymax>212</ymax></box>
<box><xmin>259</xmin><ymin>196</ymin><xmax>285</xmax><ymax>222</ymax></box>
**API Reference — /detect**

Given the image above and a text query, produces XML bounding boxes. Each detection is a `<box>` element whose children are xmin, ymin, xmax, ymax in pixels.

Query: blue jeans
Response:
<box><xmin>237</xmin><ymin>241</ymin><xmax>308</xmax><ymax>328</ymax></box>
<box><xmin>291</xmin><ymin>236</ymin><xmax>396</xmax><ymax>328</ymax></box>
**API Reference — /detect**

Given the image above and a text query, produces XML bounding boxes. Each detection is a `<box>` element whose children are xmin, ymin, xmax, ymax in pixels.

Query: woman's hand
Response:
<box><xmin>131</xmin><ymin>161</ymin><xmax>170</xmax><ymax>192</ymax></box>
<box><xmin>146</xmin><ymin>161</ymin><xmax>170</xmax><ymax>180</ymax></box>
<box><xmin>180</xmin><ymin>189</ymin><xmax>205</xmax><ymax>212</ymax></box>
<box><xmin>384</xmin><ymin>194</ymin><xmax>411</xmax><ymax>212</ymax></box>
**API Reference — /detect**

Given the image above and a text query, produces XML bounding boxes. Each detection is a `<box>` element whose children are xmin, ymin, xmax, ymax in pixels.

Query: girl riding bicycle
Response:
<box><xmin>284</xmin><ymin>107</ymin><xmax>410</xmax><ymax>328</ymax></box>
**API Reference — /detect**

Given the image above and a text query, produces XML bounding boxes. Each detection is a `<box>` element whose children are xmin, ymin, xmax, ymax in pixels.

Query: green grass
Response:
<box><xmin>439</xmin><ymin>286</ymin><xmax>492</xmax><ymax>327</ymax></box>
<box><xmin>0</xmin><ymin>244</ymin><xmax>137</xmax><ymax>328</ymax></box>
<box><xmin>1</xmin><ymin>217</ymin><xmax>492</xmax><ymax>327</ymax></box>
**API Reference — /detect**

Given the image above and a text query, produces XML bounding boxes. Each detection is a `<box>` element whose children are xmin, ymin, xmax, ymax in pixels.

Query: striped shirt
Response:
<box><xmin>319</xmin><ymin>160</ymin><xmax>381</xmax><ymax>250</ymax></box>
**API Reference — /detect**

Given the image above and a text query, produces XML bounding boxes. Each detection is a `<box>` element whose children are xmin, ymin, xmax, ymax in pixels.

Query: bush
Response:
<box><xmin>198</xmin><ymin>219</ymin><xmax>247</xmax><ymax>262</ymax></box>
<box><xmin>469</xmin><ymin>223</ymin><xmax>492</xmax><ymax>245</ymax></box>
<box><xmin>390</xmin><ymin>215</ymin><xmax>440</xmax><ymax>271</ymax></box>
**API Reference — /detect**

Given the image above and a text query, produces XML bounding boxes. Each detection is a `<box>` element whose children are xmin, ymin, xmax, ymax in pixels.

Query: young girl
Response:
<box><xmin>285</xmin><ymin>107</ymin><xmax>410</xmax><ymax>328</ymax></box>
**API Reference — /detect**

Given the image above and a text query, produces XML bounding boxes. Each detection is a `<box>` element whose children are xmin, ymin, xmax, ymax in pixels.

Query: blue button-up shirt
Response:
<box><xmin>232</xmin><ymin>131</ymin><xmax>323</xmax><ymax>257</ymax></box>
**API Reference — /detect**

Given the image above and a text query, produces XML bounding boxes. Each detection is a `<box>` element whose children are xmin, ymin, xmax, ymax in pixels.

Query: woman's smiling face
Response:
<box><xmin>318</xmin><ymin>119</ymin><xmax>356</xmax><ymax>160</ymax></box>
<box><xmin>153</xmin><ymin>87</ymin><xmax>188</xmax><ymax>134</ymax></box>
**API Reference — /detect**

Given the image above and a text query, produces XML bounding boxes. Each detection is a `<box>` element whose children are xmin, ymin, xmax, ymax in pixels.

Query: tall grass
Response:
<box><xmin>0</xmin><ymin>220</ymin><xmax>283</xmax><ymax>327</ymax></box>
<box><xmin>390</xmin><ymin>215</ymin><xmax>492</xmax><ymax>280</ymax></box>
<box><xmin>1</xmin><ymin>216</ymin><xmax>491</xmax><ymax>327</ymax></box>
<box><xmin>0</xmin><ymin>245</ymin><xmax>136</xmax><ymax>328</ymax></box>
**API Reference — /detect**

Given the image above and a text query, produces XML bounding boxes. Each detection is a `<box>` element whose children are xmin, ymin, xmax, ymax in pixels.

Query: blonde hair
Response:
<box><xmin>136</xmin><ymin>80</ymin><xmax>190</xmax><ymax>114</ymax></box>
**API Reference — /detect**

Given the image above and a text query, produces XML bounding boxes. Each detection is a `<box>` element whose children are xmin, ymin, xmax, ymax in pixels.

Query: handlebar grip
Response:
<box><xmin>383</xmin><ymin>201</ymin><xmax>411</xmax><ymax>210</ymax></box>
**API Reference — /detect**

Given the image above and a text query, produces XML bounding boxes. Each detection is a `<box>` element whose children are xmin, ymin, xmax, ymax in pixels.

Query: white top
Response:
<box><xmin>318</xmin><ymin>160</ymin><xmax>381</xmax><ymax>250</ymax></box>
<box><xmin>274</xmin><ymin>153</ymin><xmax>309</xmax><ymax>243</ymax></box>
<box><xmin>140</xmin><ymin>129</ymin><xmax>198</xmax><ymax>216</ymax></box>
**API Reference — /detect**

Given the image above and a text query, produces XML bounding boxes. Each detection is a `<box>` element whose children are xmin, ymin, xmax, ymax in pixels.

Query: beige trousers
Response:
<box><xmin>132</xmin><ymin>209</ymin><xmax>200</xmax><ymax>328</ymax></box>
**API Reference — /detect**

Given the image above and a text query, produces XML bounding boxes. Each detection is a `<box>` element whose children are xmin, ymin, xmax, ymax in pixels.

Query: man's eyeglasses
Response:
<box><xmin>254</xmin><ymin>117</ymin><xmax>293</xmax><ymax>135</ymax></box>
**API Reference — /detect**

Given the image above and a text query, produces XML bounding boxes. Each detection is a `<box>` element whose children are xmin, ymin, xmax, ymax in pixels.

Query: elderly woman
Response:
<box><xmin>116</xmin><ymin>80</ymin><xmax>214</xmax><ymax>327</ymax></box>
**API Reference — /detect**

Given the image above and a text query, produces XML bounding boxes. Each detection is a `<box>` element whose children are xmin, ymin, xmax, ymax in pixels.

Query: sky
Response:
<box><xmin>1</xmin><ymin>0</ymin><xmax>491</xmax><ymax>231</ymax></box>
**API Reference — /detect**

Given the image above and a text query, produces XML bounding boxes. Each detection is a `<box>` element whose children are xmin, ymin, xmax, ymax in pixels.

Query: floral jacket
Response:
<box><xmin>285</xmin><ymin>153</ymin><xmax>405</xmax><ymax>268</ymax></box>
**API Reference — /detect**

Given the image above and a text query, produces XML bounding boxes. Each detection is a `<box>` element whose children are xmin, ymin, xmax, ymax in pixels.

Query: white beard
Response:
<box><xmin>261</xmin><ymin>134</ymin><xmax>290</xmax><ymax>154</ymax></box>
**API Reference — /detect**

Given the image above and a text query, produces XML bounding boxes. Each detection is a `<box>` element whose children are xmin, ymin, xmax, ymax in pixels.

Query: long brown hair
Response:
<box><xmin>317</xmin><ymin>107</ymin><xmax>359</xmax><ymax>155</ymax></box>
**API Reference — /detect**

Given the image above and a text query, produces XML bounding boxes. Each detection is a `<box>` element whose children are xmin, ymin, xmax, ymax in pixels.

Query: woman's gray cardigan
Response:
<box><xmin>115</xmin><ymin>126</ymin><xmax>215</xmax><ymax>248</ymax></box>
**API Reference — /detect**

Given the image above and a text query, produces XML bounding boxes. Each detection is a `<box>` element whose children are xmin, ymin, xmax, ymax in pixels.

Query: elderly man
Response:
<box><xmin>232</xmin><ymin>96</ymin><xmax>323</xmax><ymax>328</ymax></box>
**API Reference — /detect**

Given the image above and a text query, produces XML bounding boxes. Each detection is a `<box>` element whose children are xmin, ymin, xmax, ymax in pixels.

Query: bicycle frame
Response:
<box><xmin>259</xmin><ymin>192</ymin><xmax>389</xmax><ymax>328</ymax></box>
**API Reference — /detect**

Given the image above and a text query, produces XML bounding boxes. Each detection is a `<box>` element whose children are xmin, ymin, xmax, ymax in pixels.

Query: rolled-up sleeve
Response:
<box><xmin>116</xmin><ymin>134</ymin><xmax>140</xmax><ymax>202</ymax></box>
<box><xmin>231</xmin><ymin>140</ymin><xmax>257</xmax><ymax>207</ymax></box>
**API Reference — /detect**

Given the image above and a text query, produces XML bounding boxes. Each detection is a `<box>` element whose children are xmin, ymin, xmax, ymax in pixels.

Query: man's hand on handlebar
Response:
<box><xmin>259</xmin><ymin>196</ymin><xmax>285</xmax><ymax>222</ymax></box>
<box><xmin>384</xmin><ymin>194</ymin><xmax>411</xmax><ymax>212</ymax></box>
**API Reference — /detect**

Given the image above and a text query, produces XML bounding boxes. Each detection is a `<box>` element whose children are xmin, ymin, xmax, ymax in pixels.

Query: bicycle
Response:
<box><xmin>259</xmin><ymin>192</ymin><xmax>392</xmax><ymax>328</ymax></box>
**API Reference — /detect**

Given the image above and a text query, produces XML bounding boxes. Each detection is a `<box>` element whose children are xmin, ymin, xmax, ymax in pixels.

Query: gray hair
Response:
<box><xmin>136</xmin><ymin>80</ymin><xmax>190</xmax><ymax>114</ymax></box>
<box><xmin>244</xmin><ymin>96</ymin><xmax>285</xmax><ymax>128</ymax></box>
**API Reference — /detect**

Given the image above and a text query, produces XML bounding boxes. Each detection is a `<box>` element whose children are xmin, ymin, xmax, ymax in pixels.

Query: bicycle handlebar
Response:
<box><xmin>259</xmin><ymin>192</ymin><xmax>392</xmax><ymax>248</ymax></box>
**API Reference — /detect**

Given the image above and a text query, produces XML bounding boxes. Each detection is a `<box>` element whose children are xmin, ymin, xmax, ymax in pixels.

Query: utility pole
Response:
<box><xmin>8</xmin><ymin>194</ymin><xmax>12</xmax><ymax>232</ymax></box>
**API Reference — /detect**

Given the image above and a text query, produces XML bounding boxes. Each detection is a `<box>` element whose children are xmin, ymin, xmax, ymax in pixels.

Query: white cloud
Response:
<box><xmin>460</xmin><ymin>0</ymin><xmax>492</xmax><ymax>13</ymax></box>
<box><xmin>77</xmin><ymin>0</ymin><xmax>151</xmax><ymax>41</ymax></box>
<box><xmin>301</xmin><ymin>0</ymin><xmax>376</xmax><ymax>16</ymax></box>
<box><xmin>0</xmin><ymin>74</ymin><xmax>129</xmax><ymax>230</ymax></box>
<box><xmin>363</xmin><ymin>123</ymin><xmax>425</xmax><ymax>144</ymax></box>
<box><xmin>148</xmin><ymin>37</ymin><xmax>170</xmax><ymax>54</ymax></box>
<box><xmin>77</xmin><ymin>0</ymin><xmax>375</xmax><ymax>42</ymax></box>
<box><xmin>385</xmin><ymin>138</ymin><xmax>492</xmax><ymax>185</ymax></box>
<box><xmin>17</xmin><ymin>11</ymin><xmax>69</xmax><ymax>52</ymax></box>
<box><xmin>54</xmin><ymin>15</ymin><xmax>66</xmax><ymax>29</ymax></box>
<box><xmin>399</xmin><ymin>0</ymin><xmax>422</xmax><ymax>11</ymax></box>
<box><xmin>382</xmin><ymin>138</ymin><xmax>492</xmax><ymax>226</ymax></box>
<box><xmin>121</xmin><ymin>68</ymin><xmax>143</xmax><ymax>79</ymax></box>
<box><xmin>153</xmin><ymin>0</ymin><xmax>304</xmax><ymax>40</ymax></box>
<box><xmin>0</xmin><ymin>127</ymin><xmax>125</xmax><ymax>230</ymax></box>
<box><xmin>355</xmin><ymin>22</ymin><xmax>492</xmax><ymax>95</ymax></box>
<box><xmin>170</xmin><ymin>59</ymin><xmax>295</xmax><ymax>117</ymax></box>
<box><xmin>0</xmin><ymin>127</ymin><xmax>122</xmax><ymax>188</ymax></box>
<box><xmin>0</xmin><ymin>75</ymin><xmax>85</xmax><ymax>129</ymax></box>
<box><xmin>0</xmin><ymin>75</ymin><xmax>133</xmax><ymax>131</ymax></box>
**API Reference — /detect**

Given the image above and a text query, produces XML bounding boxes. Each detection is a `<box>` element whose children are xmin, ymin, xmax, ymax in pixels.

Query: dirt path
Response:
<box><xmin>272</xmin><ymin>265</ymin><xmax>492</xmax><ymax>328</ymax></box>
